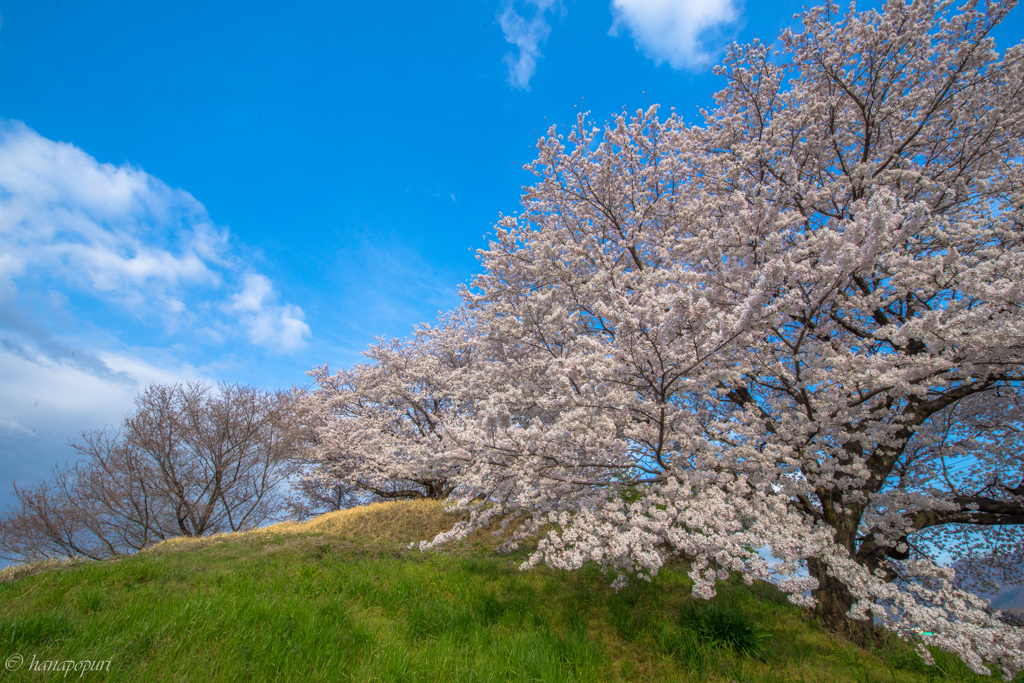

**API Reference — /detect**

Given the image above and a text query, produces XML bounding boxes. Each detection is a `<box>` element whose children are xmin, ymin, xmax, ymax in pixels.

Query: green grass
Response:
<box><xmin>0</xmin><ymin>500</ymin><xmax>1018</xmax><ymax>682</ymax></box>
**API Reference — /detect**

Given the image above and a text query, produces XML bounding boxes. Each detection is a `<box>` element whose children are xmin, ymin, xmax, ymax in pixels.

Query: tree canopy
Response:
<box><xmin>305</xmin><ymin>0</ymin><xmax>1024</xmax><ymax>676</ymax></box>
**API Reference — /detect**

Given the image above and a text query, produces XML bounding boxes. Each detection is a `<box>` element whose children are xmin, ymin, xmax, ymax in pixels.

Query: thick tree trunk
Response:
<box><xmin>808</xmin><ymin>558</ymin><xmax>874</xmax><ymax>644</ymax></box>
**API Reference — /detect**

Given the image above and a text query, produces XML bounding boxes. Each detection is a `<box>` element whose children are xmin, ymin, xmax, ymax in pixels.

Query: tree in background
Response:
<box><xmin>0</xmin><ymin>382</ymin><xmax>300</xmax><ymax>561</ymax></box>
<box><xmin>308</xmin><ymin>0</ymin><xmax>1024</xmax><ymax>677</ymax></box>
<box><xmin>285</xmin><ymin>465</ymin><xmax>376</xmax><ymax>520</ymax></box>
<box><xmin>303</xmin><ymin>309</ymin><xmax>478</xmax><ymax>502</ymax></box>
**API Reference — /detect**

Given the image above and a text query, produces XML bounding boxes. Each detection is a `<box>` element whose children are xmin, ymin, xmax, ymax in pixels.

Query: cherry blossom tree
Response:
<box><xmin>284</xmin><ymin>468</ymin><xmax>373</xmax><ymax>520</ymax></box>
<box><xmin>305</xmin><ymin>309</ymin><xmax>478</xmax><ymax>501</ymax></box>
<box><xmin>309</xmin><ymin>0</ymin><xmax>1024</xmax><ymax>676</ymax></box>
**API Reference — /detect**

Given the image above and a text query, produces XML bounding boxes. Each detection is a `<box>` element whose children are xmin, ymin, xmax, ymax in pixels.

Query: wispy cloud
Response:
<box><xmin>0</xmin><ymin>418</ymin><xmax>34</xmax><ymax>438</ymax></box>
<box><xmin>498</xmin><ymin>0</ymin><xmax>562</xmax><ymax>90</ymax></box>
<box><xmin>0</xmin><ymin>298</ymin><xmax>135</xmax><ymax>384</ymax></box>
<box><xmin>609</xmin><ymin>0</ymin><xmax>740</xmax><ymax>69</ymax></box>
<box><xmin>0</xmin><ymin>119</ymin><xmax>310</xmax><ymax>353</ymax></box>
<box><xmin>0</xmin><ymin>340</ymin><xmax>202</xmax><ymax>505</ymax></box>
<box><xmin>326</xmin><ymin>227</ymin><xmax>463</xmax><ymax>347</ymax></box>
<box><xmin>227</xmin><ymin>273</ymin><xmax>310</xmax><ymax>353</ymax></box>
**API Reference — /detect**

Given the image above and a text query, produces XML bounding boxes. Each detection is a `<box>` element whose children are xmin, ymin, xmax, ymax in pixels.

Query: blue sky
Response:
<box><xmin>0</xmin><ymin>0</ymin><xmax>1022</xmax><ymax>511</ymax></box>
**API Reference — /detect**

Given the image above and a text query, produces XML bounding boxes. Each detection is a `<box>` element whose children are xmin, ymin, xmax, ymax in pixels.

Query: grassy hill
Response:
<box><xmin>0</xmin><ymin>500</ymin><xmax>1018</xmax><ymax>682</ymax></box>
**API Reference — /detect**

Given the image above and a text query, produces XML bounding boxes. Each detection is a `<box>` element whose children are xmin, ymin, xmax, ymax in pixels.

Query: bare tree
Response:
<box><xmin>0</xmin><ymin>382</ymin><xmax>301</xmax><ymax>561</ymax></box>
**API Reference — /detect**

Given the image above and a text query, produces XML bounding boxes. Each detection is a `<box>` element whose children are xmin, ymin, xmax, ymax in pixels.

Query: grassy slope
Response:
<box><xmin>0</xmin><ymin>500</ymin><xmax>1016</xmax><ymax>683</ymax></box>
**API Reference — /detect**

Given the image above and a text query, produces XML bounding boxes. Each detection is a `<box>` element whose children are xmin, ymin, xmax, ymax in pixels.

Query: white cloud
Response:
<box><xmin>0</xmin><ymin>120</ymin><xmax>310</xmax><ymax>351</ymax></box>
<box><xmin>499</xmin><ymin>0</ymin><xmax>561</xmax><ymax>90</ymax></box>
<box><xmin>96</xmin><ymin>350</ymin><xmax>194</xmax><ymax>388</ymax></box>
<box><xmin>0</xmin><ymin>345</ymin><xmax>190</xmax><ymax>429</ymax></box>
<box><xmin>0</xmin><ymin>342</ymin><xmax>203</xmax><ymax>507</ymax></box>
<box><xmin>227</xmin><ymin>273</ymin><xmax>311</xmax><ymax>352</ymax></box>
<box><xmin>610</xmin><ymin>0</ymin><xmax>740</xmax><ymax>69</ymax></box>
<box><xmin>0</xmin><ymin>122</ymin><xmax>221</xmax><ymax>306</ymax></box>
<box><xmin>0</xmin><ymin>418</ymin><xmax>34</xmax><ymax>438</ymax></box>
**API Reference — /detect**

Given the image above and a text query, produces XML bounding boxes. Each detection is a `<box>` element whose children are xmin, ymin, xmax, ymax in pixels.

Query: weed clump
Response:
<box><xmin>679</xmin><ymin>601</ymin><xmax>770</xmax><ymax>657</ymax></box>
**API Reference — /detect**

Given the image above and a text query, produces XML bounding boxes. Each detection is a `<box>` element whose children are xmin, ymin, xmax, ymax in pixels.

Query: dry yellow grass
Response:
<box><xmin>147</xmin><ymin>498</ymin><xmax>468</xmax><ymax>554</ymax></box>
<box><xmin>0</xmin><ymin>555</ymin><xmax>87</xmax><ymax>583</ymax></box>
<box><xmin>261</xmin><ymin>498</ymin><xmax>465</xmax><ymax>543</ymax></box>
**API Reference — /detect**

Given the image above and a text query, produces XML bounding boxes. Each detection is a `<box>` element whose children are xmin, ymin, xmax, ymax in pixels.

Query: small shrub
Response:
<box><xmin>679</xmin><ymin>601</ymin><xmax>770</xmax><ymax>658</ymax></box>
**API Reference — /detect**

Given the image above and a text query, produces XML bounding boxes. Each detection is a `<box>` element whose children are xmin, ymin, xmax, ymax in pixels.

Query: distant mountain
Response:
<box><xmin>951</xmin><ymin>559</ymin><xmax>1024</xmax><ymax>616</ymax></box>
<box><xmin>990</xmin><ymin>585</ymin><xmax>1024</xmax><ymax>614</ymax></box>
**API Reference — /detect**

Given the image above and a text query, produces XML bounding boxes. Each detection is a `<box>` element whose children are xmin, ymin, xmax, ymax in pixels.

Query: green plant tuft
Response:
<box><xmin>679</xmin><ymin>601</ymin><xmax>770</xmax><ymax>658</ymax></box>
<box><xmin>76</xmin><ymin>586</ymin><xmax>107</xmax><ymax>613</ymax></box>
